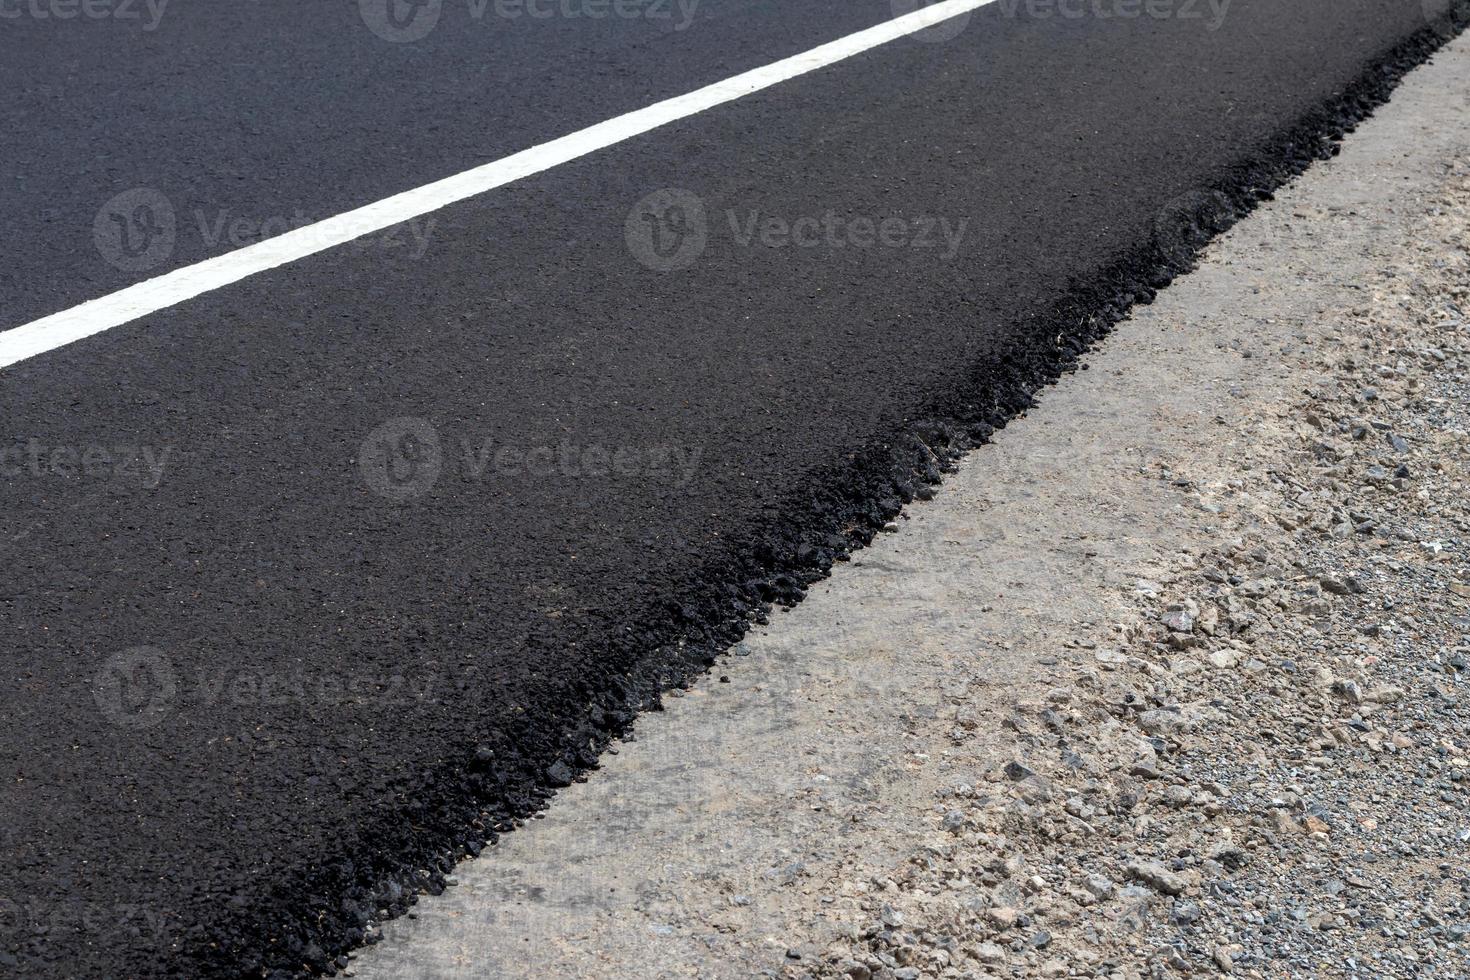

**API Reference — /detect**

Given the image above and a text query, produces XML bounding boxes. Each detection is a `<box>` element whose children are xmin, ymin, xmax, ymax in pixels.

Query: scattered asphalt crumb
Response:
<box><xmin>803</xmin><ymin>170</ymin><xmax>1470</xmax><ymax>979</ymax></box>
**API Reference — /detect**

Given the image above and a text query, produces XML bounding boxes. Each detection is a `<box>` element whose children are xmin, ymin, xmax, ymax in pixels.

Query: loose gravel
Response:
<box><xmin>806</xmin><ymin>163</ymin><xmax>1470</xmax><ymax>980</ymax></box>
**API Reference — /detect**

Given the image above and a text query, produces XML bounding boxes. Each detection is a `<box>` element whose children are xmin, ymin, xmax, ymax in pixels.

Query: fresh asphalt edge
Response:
<box><xmin>185</xmin><ymin>8</ymin><xmax>1470</xmax><ymax>977</ymax></box>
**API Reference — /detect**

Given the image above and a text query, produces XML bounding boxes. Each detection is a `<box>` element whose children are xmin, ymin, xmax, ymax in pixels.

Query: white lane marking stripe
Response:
<box><xmin>0</xmin><ymin>0</ymin><xmax>997</xmax><ymax>371</ymax></box>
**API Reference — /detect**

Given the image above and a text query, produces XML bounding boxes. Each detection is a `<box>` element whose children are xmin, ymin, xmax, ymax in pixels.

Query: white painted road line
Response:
<box><xmin>0</xmin><ymin>0</ymin><xmax>998</xmax><ymax>372</ymax></box>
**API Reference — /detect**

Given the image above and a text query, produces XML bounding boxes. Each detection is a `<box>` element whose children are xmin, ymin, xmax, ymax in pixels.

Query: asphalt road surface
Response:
<box><xmin>1</xmin><ymin>0</ymin><xmax>1465</xmax><ymax>976</ymax></box>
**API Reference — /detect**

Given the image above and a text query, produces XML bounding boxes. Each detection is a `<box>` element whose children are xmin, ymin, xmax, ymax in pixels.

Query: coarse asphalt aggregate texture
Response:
<box><xmin>3</xmin><ymin>1</ymin><xmax>1469</xmax><ymax>976</ymax></box>
<box><xmin>0</xmin><ymin>0</ymin><xmax>905</xmax><ymax>333</ymax></box>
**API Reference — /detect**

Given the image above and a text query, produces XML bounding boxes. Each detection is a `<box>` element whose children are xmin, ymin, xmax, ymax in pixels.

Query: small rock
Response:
<box><xmin>1127</xmin><ymin>861</ymin><xmax>1188</xmax><ymax>896</ymax></box>
<box><xmin>1197</xmin><ymin>604</ymin><xmax>1220</xmax><ymax>635</ymax></box>
<box><xmin>1321</xmin><ymin>575</ymin><xmax>1363</xmax><ymax>596</ymax></box>
<box><xmin>1003</xmin><ymin>761</ymin><xmax>1035</xmax><ymax>781</ymax></box>
<box><xmin>973</xmin><ymin>942</ymin><xmax>1006</xmax><ymax>965</ymax></box>
<box><xmin>1269</xmin><ymin>809</ymin><xmax>1299</xmax><ymax>834</ymax></box>
<box><xmin>1161</xmin><ymin>608</ymin><xmax>1196</xmax><ymax>633</ymax></box>
<box><xmin>986</xmin><ymin>906</ymin><xmax>1019</xmax><ymax>929</ymax></box>
<box><xmin>1163</xmin><ymin>785</ymin><xmax>1194</xmax><ymax>807</ymax></box>
<box><xmin>1208</xmin><ymin>650</ymin><xmax>1239</xmax><ymax>669</ymax></box>
<box><xmin>1208</xmin><ymin>843</ymin><xmax>1248</xmax><ymax>871</ymax></box>
<box><xmin>545</xmin><ymin>760</ymin><xmax>575</xmax><ymax>787</ymax></box>
<box><xmin>1137</xmin><ymin>708</ymin><xmax>1191</xmax><ymax>737</ymax></box>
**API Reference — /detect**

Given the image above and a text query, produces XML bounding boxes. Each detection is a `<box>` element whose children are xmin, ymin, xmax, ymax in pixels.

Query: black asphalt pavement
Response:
<box><xmin>0</xmin><ymin>0</ymin><xmax>901</xmax><ymax>331</ymax></box>
<box><xmin>1</xmin><ymin>0</ymin><xmax>1465</xmax><ymax>976</ymax></box>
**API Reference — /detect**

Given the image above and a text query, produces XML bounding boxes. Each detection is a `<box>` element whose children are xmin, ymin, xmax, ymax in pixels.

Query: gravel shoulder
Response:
<box><xmin>351</xmin><ymin>33</ymin><xmax>1470</xmax><ymax>980</ymax></box>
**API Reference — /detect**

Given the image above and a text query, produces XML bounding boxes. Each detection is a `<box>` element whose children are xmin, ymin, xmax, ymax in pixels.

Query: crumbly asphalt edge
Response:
<box><xmin>185</xmin><ymin>8</ymin><xmax>1470</xmax><ymax>977</ymax></box>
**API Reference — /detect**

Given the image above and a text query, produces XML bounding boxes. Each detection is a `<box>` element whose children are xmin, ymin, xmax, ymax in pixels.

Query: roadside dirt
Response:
<box><xmin>351</xmin><ymin>34</ymin><xmax>1470</xmax><ymax>980</ymax></box>
<box><xmin>814</xmin><ymin>132</ymin><xmax>1470</xmax><ymax>980</ymax></box>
